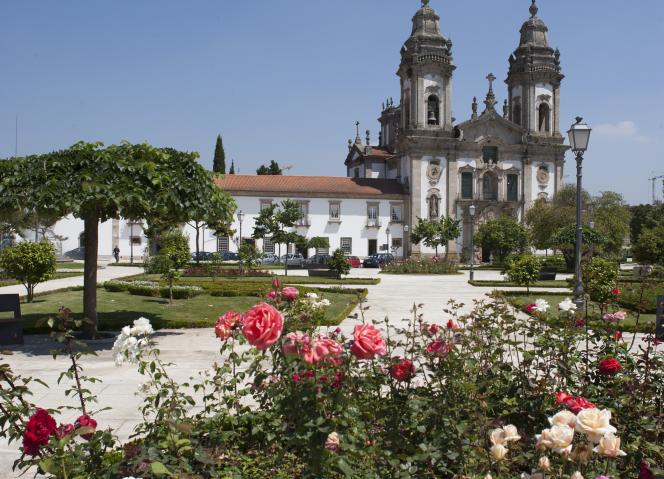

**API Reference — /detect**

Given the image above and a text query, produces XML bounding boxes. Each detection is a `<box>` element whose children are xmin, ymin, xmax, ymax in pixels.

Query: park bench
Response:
<box><xmin>308</xmin><ymin>269</ymin><xmax>339</xmax><ymax>278</ymax></box>
<box><xmin>0</xmin><ymin>294</ymin><xmax>23</xmax><ymax>346</ymax></box>
<box><xmin>538</xmin><ymin>269</ymin><xmax>557</xmax><ymax>281</ymax></box>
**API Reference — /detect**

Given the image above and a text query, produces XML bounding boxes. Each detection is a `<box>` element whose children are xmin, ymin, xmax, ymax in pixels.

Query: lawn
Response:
<box><xmin>55</xmin><ymin>262</ymin><xmax>85</xmax><ymax>270</ymax></box>
<box><xmin>19</xmin><ymin>287</ymin><xmax>364</xmax><ymax>333</ymax></box>
<box><xmin>499</xmin><ymin>291</ymin><xmax>657</xmax><ymax>333</ymax></box>
<box><xmin>0</xmin><ymin>272</ymin><xmax>83</xmax><ymax>288</ymax></box>
<box><xmin>469</xmin><ymin>279</ymin><xmax>570</xmax><ymax>288</ymax></box>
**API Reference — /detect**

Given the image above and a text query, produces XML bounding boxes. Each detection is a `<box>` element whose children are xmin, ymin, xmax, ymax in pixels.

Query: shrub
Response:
<box><xmin>540</xmin><ymin>255</ymin><xmax>568</xmax><ymax>273</ymax></box>
<box><xmin>505</xmin><ymin>254</ymin><xmax>541</xmax><ymax>294</ymax></box>
<box><xmin>159</xmin><ymin>285</ymin><xmax>203</xmax><ymax>299</ymax></box>
<box><xmin>238</xmin><ymin>243</ymin><xmax>263</xmax><ymax>271</ymax></box>
<box><xmin>0</xmin><ymin>240</ymin><xmax>56</xmax><ymax>302</ymax></box>
<box><xmin>474</xmin><ymin>215</ymin><xmax>529</xmax><ymax>263</ymax></box>
<box><xmin>327</xmin><ymin>248</ymin><xmax>350</xmax><ymax>279</ymax></box>
<box><xmin>582</xmin><ymin>257</ymin><xmax>619</xmax><ymax>308</ymax></box>
<box><xmin>102</xmin><ymin>280</ymin><xmax>130</xmax><ymax>292</ymax></box>
<box><xmin>382</xmin><ymin>257</ymin><xmax>458</xmax><ymax>274</ymax></box>
<box><xmin>127</xmin><ymin>283</ymin><xmax>160</xmax><ymax>297</ymax></box>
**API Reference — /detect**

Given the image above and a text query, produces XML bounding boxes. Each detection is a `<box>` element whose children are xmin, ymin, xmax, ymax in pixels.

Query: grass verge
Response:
<box><xmin>0</xmin><ymin>272</ymin><xmax>83</xmax><ymax>288</ymax></box>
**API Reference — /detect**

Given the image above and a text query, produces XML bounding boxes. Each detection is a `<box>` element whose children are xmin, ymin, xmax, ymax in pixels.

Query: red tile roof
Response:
<box><xmin>214</xmin><ymin>175</ymin><xmax>406</xmax><ymax>198</ymax></box>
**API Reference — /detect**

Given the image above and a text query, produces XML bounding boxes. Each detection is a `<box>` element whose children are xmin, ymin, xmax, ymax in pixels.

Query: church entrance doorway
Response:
<box><xmin>368</xmin><ymin>239</ymin><xmax>378</xmax><ymax>256</ymax></box>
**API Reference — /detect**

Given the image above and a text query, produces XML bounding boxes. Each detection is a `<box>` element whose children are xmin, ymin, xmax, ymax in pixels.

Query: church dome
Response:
<box><xmin>410</xmin><ymin>0</ymin><xmax>443</xmax><ymax>40</ymax></box>
<box><xmin>518</xmin><ymin>0</ymin><xmax>550</xmax><ymax>48</ymax></box>
<box><xmin>400</xmin><ymin>0</ymin><xmax>453</xmax><ymax>69</ymax></box>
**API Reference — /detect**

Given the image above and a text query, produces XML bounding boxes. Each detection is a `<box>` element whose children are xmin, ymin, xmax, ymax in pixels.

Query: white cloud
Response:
<box><xmin>593</xmin><ymin>121</ymin><xmax>649</xmax><ymax>143</ymax></box>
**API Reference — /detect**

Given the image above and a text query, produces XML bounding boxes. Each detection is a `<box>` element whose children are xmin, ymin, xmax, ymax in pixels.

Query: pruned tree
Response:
<box><xmin>252</xmin><ymin>199</ymin><xmax>301</xmax><ymax>276</ymax></box>
<box><xmin>212</xmin><ymin>135</ymin><xmax>226</xmax><ymax>174</ymax></box>
<box><xmin>475</xmin><ymin>216</ymin><xmax>530</xmax><ymax>264</ymax></box>
<box><xmin>0</xmin><ymin>241</ymin><xmax>56</xmax><ymax>302</ymax></box>
<box><xmin>410</xmin><ymin>216</ymin><xmax>460</xmax><ymax>258</ymax></box>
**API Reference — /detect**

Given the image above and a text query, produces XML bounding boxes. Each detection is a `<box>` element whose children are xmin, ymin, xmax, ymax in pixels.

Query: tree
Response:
<box><xmin>0</xmin><ymin>241</ymin><xmax>56</xmax><ymax>302</ymax></box>
<box><xmin>327</xmin><ymin>248</ymin><xmax>351</xmax><ymax>279</ymax></box>
<box><xmin>160</xmin><ymin>231</ymin><xmax>191</xmax><ymax>269</ymax></box>
<box><xmin>505</xmin><ymin>254</ymin><xmax>541</xmax><ymax>294</ymax></box>
<box><xmin>306</xmin><ymin>237</ymin><xmax>330</xmax><ymax>257</ymax></box>
<box><xmin>630</xmin><ymin>204</ymin><xmax>664</xmax><ymax>244</ymax></box>
<box><xmin>238</xmin><ymin>243</ymin><xmax>262</xmax><ymax>274</ymax></box>
<box><xmin>256</xmin><ymin>160</ymin><xmax>283</xmax><ymax>176</ymax></box>
<box><xmin>524</xmin><ymin>198</ymin><xmax>566</xmax><ymax>252</ymax></box>
<box><xmin>186</xmin><ymin>187</ymin><xmax>234</xmax><ymax>264</ymax></box>
<box><xmin>229</xmin><ymin>160</ymin><xmax>235</xmax><ymax>175</ymax></box>
<box><xmin>410</xmin><ymin>216</ymin><xmax>461</xmax><ymax>257</ymax></box>
<box><xmin>474</xmin><ymin>216</ymin><xmax>529</xmax><ymax>263</ymax></box>
<box><xmin>0</xmin><ymin>142</ymin><xmax>235</xmax><ymax>337</ymax></box>
<box><xmin>550</xmin><ymin>224</ymin><xmax>607</xmax><ymax>272</ymax></box>
<box><xmin>591</xmin><ymin>191</ymin><xmax>630</xmax><ymax>260</ymax></box>
<box><xmin>252</xmin><ymin>200</ymin><xmax>301</xmax><ymax>276</ymax></box>
<box><xmin>212</xmin><ymin>135</ymin><xmax>226</xmax><ymax>174</ymax></box>
<box><xmin>632</xmin><ymin>224</ymin><xmax>664</xmax><ymax>266</ymax></box>
<box><xmin>582</xmin><ymin>257</ymin><xmax>619</xmax><ymax>311</ymax></box>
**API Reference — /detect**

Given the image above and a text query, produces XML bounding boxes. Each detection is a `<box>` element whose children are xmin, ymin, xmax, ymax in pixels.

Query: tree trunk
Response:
<box><xmin>284</xmin><ymin>242</ymin><xmax>289</xmax><ymax>277</ymax></box>
<box><xmin>26</xmin><ymin>283</ymin><xmax>34</xmax><ymax>303</ymax></box>
<box><xmin>82</xmin><ymin>212</ymin><xmax>99</xmax><ymax>339</ymax></box>
<box><xmin>195</xmin><ymin>223</ymin><xmax>200</xmax><ymax>265</ymax></box>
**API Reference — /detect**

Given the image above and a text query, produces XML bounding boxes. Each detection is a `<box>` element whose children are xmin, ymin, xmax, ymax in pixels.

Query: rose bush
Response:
<box><xmin>0</xmin><ymin>280</ymin><xmax>662</xmax><ymax>478</ymax></box>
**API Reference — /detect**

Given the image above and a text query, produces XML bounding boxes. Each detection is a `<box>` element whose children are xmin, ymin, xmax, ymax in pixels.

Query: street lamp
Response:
<box><xmin>386</xmin><ymin>227</ymin><xmax>391</xmax><ymax>253</ymax></box>
<box><xmin>237</xmin><ymin>211</ymin><xmax>245</xmax><ymax>274</ymax></box>
<box><xmin>567</xmin><ymin>117</ymin><xmax>592</xmax><ymax>310</ymax></box>
<box><xmin>469</xmin><ymin>205</ymin><xmax>476</xmax><ymax>281</ymax></box>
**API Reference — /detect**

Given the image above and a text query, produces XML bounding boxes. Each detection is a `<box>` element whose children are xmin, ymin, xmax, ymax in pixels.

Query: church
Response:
<box><xmin>46</xmin><ymin>0</ymin><xmax>568</xmax><ymax>261</ymax></box>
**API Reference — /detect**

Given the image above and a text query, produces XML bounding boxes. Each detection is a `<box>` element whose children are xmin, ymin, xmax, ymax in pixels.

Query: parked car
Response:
<box><xmin>260</xmin><ymin>253</ymin><xmax>278</xmax><ymax>264</ymax></box>
<box><xmin>363</xmin><ymin>253</ymin><xmax>395</xmax><ymax>268</ymax></box>
<box><xmin>306</xmin><ymin>254</ymin><xmax>331</xmax><ymax>265</ymax></box>
<box><xmin>221</xmin><ymin>252</ymin><xmax>239</xmax><ymax>261</ymax></box>
<box><xmin>280</xmin><ymin>253</ymin><xmax>305</xmax><ymax>267</ymax></box>
<box><xmin>191</xmin><ymin>251</ymin><xmax>214</xmax><ymax>261</ymax></box>
<box><xmin>346</xmin><ymin>256</ymin><xmax>362</xmax><ymax>268</ymax></box>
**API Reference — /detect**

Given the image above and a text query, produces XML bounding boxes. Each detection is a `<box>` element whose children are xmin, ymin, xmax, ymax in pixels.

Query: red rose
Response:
<box><xmin>598</xmin><ymin>357</ymin><xmax>622</xmax><ymax>376</ymax></box>
<box><xmin>350</xmin><ymin>324</ymin><xmax>387</xmax><ymax>360</ymax></box>
<box><xmin>525</xmin><ymin>303</ymin><xmax>537</xmax><ymax>313</ymax></box>
<box><xmin>575</xmin><ymin>319</ymin><xmax>586</xmax><ymax>328</ymax></box>
<box><xmin>55</xmin><ymin>423</ymin><xmax>75</xmax><ymax>440</ymax></box>
<box><xmin>565</xmin><ymin>396</ymin><xmax>596</xmax><ymax>414</ymax></box>
<box><xmin>612</xmin><ymin>288</ymin><xmax>621</xmax><ymax>296</ymax></box>
<box><xmin>639</xmin><ymin>460</ymin><xmax>656</xmax><ymax>479</ymax></box>
<box><xmin>292</xmin><ymin>372</ymin><xmax>301</xmax><ymax>383</ymax></box>
<box><xmin>282</xmin><ymin>287</ymin><xmax>299</xmax><ymax>301</ymax></box>
<box><xmin>241</xmin><ymin>303</ymin><xmax>284</xmax><ymax>350</ymax></box>
<box><xmin>427</xmin><ymin>323</ymin><xmax>440</xmax><ymax>335</ymax></box>
<box><xmin>555</xmin><ymin>391</ymin><xmax>573</xmax><ymax>405</ymax></box>
<box><xmin>331</xmin><ymin>370</ymin><xmax>345</xmax><ymax>389</ymax></box>
<box><xmin>75</xmin><ymin>415</ymin><xmax>97</xmax><ymax>440</ymax></box>
<box><xmin>446</xmin><ymin>320</ymin><xmax>460</xmax><ymax>331</ymax></box>
<box><xmin>389</xmin><ymin>358</ymin><xmax>415</xmax><ymax>382</ymax></box>
<box><xmin>215</xmin><ymin>311</ymin><xmax>242</xmax><ymax>341</ymax></box>
<box><xmin>22</xmin><ymin>408</ymin><xmax>57</xmax><ymax>456</ymax></box>
<box><xmin>613</xmin><ymin>331</ymin><xmax>623</xmax><ymax>341</ymax></box>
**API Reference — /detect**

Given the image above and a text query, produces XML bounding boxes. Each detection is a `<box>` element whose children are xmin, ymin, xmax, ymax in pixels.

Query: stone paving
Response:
<box><xmin>0</xmin><ymin>266</ymin><xmax>577</xmax><ymax>476</ymax></box>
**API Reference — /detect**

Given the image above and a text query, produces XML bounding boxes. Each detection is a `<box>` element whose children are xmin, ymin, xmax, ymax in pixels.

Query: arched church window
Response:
<box><xmin>427</xmin><ymin>95</ymin><xmax>440</xmax><ymax>126</ymax></box>
<box><xmin>538</xmin><ymin>103</ymin><xmax>550</xmax><ymax>133</ymax></box>
<box><xmin>428</xmin><ymin>195</ymin><xmax>440</xmax><ymax>219</ymax></box>
<box><xmin>483</xmin><ymin>173</ymin><xmax>498</xmax><ymax>201</ymax></box>
<box><xmin>513</xmin><ymin>102</ymin><xmax>522</xmax><ymax>126</ymax></box>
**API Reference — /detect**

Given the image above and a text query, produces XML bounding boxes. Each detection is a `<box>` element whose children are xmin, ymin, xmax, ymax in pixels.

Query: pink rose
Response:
<box><xmin>427</xmin><ymin>324</ymin><xmax>440</xmax><ymax>335</ymax></box>
<box><xmin>603</xmin><ymin>311</ymin><xmax>626</xmax><ymax>322</ymax></box>
<box><xmin>303</xmin><ymin>336</ymin><xmax>343</xmax><ymax>365</ymax></box>
<box><xmin>75</xmin><ymin>414</ymin><xmax>97</xmax><ymax>440</ymax></box>
<box><xmin>267</xmin><ymin>290</ymin><xmax>278</xmax><ymax>300</ymax></box>
<box><xmin>282</xmin><ymin>287</ymin><xmax>299</xmax><ymax>301</ymax></box>
<box><xmin>350</xmin><ymin>324</ymin><xmax>387</xmax><ymax>360</ymax></box>
<box><xmin>215</xmin><ymin>311</ymin><xmax>242</xmax><ymax>341</ymax></box>
<box><xmin>426</xmin><ymin>339</ymin><xmax>452</xmax><ymax>357</ymax></box>
<box><xmin>241</xmin><ymin>303</ymin><xmax>284</xmax><ymax>350</ymax></box>
<box><xmin>272</xmin><ymin>277</ymin><xmax>281</xmax><ymax>290</ymax></box>
<box><xmin>282</xmin><ymin>331</ymin><xmax>311</xmax><ymax>357</ymax></box>
<box><xmin>446</xmin><ymin>320</ymin><xmax>460</xmax><ymax>331</ymax></box>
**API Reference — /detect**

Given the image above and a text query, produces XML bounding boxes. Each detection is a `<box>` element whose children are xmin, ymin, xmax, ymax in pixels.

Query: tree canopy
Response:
<box><xmin>256</xmin><ymin>161</ymin><xmax>283</xmax><ymax>176</ymax></box>
<box><xmin>410</xmin><ymin>216</ymin><xmax>461</xmax><ymax>258</ymax></box>
<box><xmin>213</xmin><ymin>135</ymin><xmax>226</xmax><ymax>174</ymax></box>
<box><xmin>0</xmin><ymin>142</ymin><xmax>236</xmax><ymax>337</ymax></box>
<box><xmin>252</xmin><ymin>200</ymin><xmax>302</xmax><ymax>275</ymax></box>
<box><xmin>474</xmin><ymin>216</ymin><xmax>529</xmax><ymax>263</ymax></box>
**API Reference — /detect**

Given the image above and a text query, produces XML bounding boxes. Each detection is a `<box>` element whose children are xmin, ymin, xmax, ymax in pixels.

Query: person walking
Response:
<box><xmin>113</xmin><ymin>246</ymin><xmax>120</xmax><ymax>263</ymax></box>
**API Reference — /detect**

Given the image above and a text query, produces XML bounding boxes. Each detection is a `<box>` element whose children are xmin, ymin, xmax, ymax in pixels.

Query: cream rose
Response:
<box><xmin>535</xmin><ymin>425</ymin><xmax>574</xmax><ymax>454</ymax></box>
<box><xmin>593</xmin><ymin>433</ymin><xmax>627</xmax><ymax>457</ymax></box>
<box><xmin>490</xmin><ymin>444</ymin><xmax>508</xmax><ymax>461</ymax></box>
<box><xmin>570</xmin><ymin>472</ymin><xmax>584</xmax><ymax>479</ymax></box>
<box><xmin>502</xmin><ymin>424</ymin><xmax>521</xmax><ymax>442</ymax></box>
<box><xmin>575</xmin><ymin>408</ymin><xmax>617</xmax><ymax>443</ymax></box>
<box><xmin>538</xmin><ymin>456</ymin><xmax>551</xmax><ymax>471</ymax></box>
<box><xmin>489</xmin><ymin>428</ymin><xmax>505</xmax><ymax>445</ymax></box>
<box><xmin>549</xmin><ymin>410</ymin><xmax>577</xmax><ymax>428</ymax></box>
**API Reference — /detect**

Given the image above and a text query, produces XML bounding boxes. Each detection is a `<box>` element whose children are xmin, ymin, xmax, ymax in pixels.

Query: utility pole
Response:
<box><xmin>649</xmin><ymin>174</ymin><xmax>664</xmax><ymax>205</ymax></box>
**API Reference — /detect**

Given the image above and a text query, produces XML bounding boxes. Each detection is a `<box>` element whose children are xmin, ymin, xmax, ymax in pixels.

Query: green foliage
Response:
<box><xmin>524</xmin><ymin>198</ymin><xmax>568</xmax><ymax>251</ymax></box>
<box><xmin>307</xmin><ymin>236</ymin><xmax>330</xmax><ymax>251</ymax></box>
<box><xmin>159</xmin><ymin>232</ymin><xmax>191</xmax><ymax>269</ymax></box>
<box><xmin>630</xmin><ymin>203</ymin><xmax>664</xmax><ymax>244</ymax></box>
<box><xmin>410</xmin><ymin>216</ymin><xmax>461</xmax><ymax>257</ymax></box>
<box><xmin>0</xmin><ymin>240</ymin><xmax>56</xmax><ymax>302</ymax></box>
<box><xmin>582</xmin><ymin>256</ymin><xmax>619</xmax><ymax>305</ymax></box>
<box><xmin>632</xmin><ymin>224</ymin><xmax>664</xmax><ymax>266</ymax></box>
<box><xmin>238</xmin><ymin>243</ymin><xmax>263</xmax><ymax>269</ymax></box>
<box><xmin>381</xmin><ymin>257</ymin><xmax>459</xmax><ymax>274</ymax></box>
<box><xmin>592</xmin><ymin>191</ymin><xmax>630</xmax><ymax>259</ymax></box>
<box><xmin>252</xmin><ymin>200</ymin><xmax>303</xmax><ymax>275</ymax></box>
<box><xmin>212</xmin><ymin>134</ymin><xmax>226</xmax><ymax>174</ymax></box>
<box><xmin>327</xmin><ymin>248</ymin><xmax>351</xmax><ymax>279</ymax></box>
<box><xmin>256</xmin><ymin>160</ymin><xmax>283</xmax><ymax>175</ymax></box>
<box><xmin>505</xmin><ymin>254</ymin><xmax>541</xmax><ymax>294</ymax></box>
<box><xmin>474</xmin><ymin>215</ymin><xmax>529</xmax><ymax>262</ymax></box>
<box><xmin>551</xmin><ymin>224</ymin><xmax>607</xmax><ymax>271</ymax></box>
<box><xmin>229</xmin><ymin>159</ymin><xmax>235</xmax><ymax>174</ymax></box>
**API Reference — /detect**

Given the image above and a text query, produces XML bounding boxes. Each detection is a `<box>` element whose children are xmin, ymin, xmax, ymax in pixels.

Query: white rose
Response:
<box><xmin>558</xmin><ymin>298</ymin><xmax>577</xmax><ymax>312</ymax></box>
<box><xmin>570</xmin><ymin>472</ymin><xmax>584</xmax><ymax>479</ymax></box>
<box><xmin>536</xmin><ymin>425</ymin><xmax>574</xmax><ymax>454</ymax></box>
<box><xmin>121</xmin><ymin>326</ymin><xmax>131</xmax><ymax>337</ymax></box>
<box><xmin>484</xmin><ymin>475</ymin><xmax>493</xmax><ymax>479</ymax></box>
<box><xmin>575</xmin><ymin>408</ymin><xmax>617</xmax><ymax>443</ymax></box>
<box><xmin>593</xmin><ymin>433</ymin><xmax>627</xmax><ymax>457</ymax></box>
<box><xmin>538</xmin><ymin>456</ymin><xmax>551</xmax><ymax>471</ymax></box>
<box><xmin>503</xmin><ymin>424</ymin><xmax>521</xmax><ymax>442</ymax></box>
<box><xmin>489</xmin><ymin>428</ymin><xmax>505</xmax><ymax>445</ymax></box>
<box><xmin>534</xmin><ymin>299</ymin><xmax>550</xmax><ymax>313</ymax></box>
<box><xmin>549</xmin><ymin>410</ymin><xmax>577</xmax><ymax>428</ymax></box>
<box><xmin>490</xmin><ymin>444</ymin><xmax>508</xmax><ymax>461</ymax></box>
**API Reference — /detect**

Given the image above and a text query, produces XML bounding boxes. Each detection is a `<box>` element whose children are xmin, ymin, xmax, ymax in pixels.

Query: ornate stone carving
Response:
<box><xmin>536</xmin><ymin>164</ymin><xmax>550</xmax><ymax>186</ymax></box>
<box><xmin>427</xmin><ymin>161</ymin><xmax>442</xmax><ymax>186</ymax></box>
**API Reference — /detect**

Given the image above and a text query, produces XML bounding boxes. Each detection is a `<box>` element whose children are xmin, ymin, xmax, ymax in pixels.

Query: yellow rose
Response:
<box><xmin>490</xmin><ymin>444</ymin><xmax>508</xmax><ymax>461</ymax></box>
<box><xmin>535</xmin><ymin>425</ymin><xmax>574</xmax><ymax>455</ymax></box>
<box><xmin>593</xmin><ymin>433</ymin><xmax>627</xmax><ymax>457</ymax></box>
<box><xmin>548</xmin><ymin>410</ymin><xmax>577</xmax><ymax>428</ymax></box>
<box><xmin>575</xmin><ymin>408</ymin><xmax>617</xmax><ymax>443</ymax></box>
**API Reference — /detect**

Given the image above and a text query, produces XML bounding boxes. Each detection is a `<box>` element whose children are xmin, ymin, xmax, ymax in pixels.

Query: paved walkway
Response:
<box><xmin>0</xmin><ymin>268</ymin><xmax>575</xmax><ymax>476</ymax></box>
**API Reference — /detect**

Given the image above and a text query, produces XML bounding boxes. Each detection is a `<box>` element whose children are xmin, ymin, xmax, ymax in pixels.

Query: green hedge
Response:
<box><xmin>382</xmin><ymin>258</ymin><xmax>459</xmax><ymax>275</ymax></box>
<box><xmin>159</xmin><ymin>286</ymin><xmax>204</xmax><ymax>299</ymax></box>
<box><xmin>127</xmin><ymin>284</ymin><xmax>160</xmax><ymax>297</ymax></box>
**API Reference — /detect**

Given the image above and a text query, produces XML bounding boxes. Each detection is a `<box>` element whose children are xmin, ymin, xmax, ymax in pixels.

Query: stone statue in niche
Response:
<box><xmin>427</xmin><ymin>161</ymin><xmax>442</xmax><ymax>186</ymax></box>
<box><xmin>537</xmin><ymin>164</ymin><xmax>550</xmax><ymax>186</ymax></box>
<box><xmin>538</xmin><ymin>191</ymin><xmax>549</xmax><ymax>200</ymax></box>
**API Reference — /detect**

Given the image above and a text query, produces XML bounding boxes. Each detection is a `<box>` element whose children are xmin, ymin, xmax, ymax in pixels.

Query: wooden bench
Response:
<box><xmin>538</xmin><ymin>270</ymin><xmax>557</xmax><ymax>281</ymax></box>
<box><xmin>0</xmin><ymin>294</ymin><xmax>23</xmax><ymax>346</ymax></box>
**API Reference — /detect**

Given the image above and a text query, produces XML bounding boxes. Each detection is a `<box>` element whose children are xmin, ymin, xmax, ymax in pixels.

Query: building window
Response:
<box><xmin>217</xmin><ymin>236</ymin><xmax>230</xmax><ymax>253</ymax></box>
<box><xmin>329</xmin><ymin>202</ymin><xmax>341</xmax><ymax>221</ymax></box>
<box><xmin>461</xmin><ymin>172</ymin><xmax>474</xmax><ymax>199</ymax></box>
<box><xmin>390</xmin><ymin>204</ymin><xmax>402</xmax><ymax>222</ymax></box>
<box><xmin>130</xmin><ymin>236</ymin><xmax>142</xmax><ymax>245</ymax></box>
<box><xmin>483</xmin><ymin>173</ymin><xmax>498</xmax><ymax>201</ymax></box>
<box><xmin>340</xmin><ymin>237</ymin><xmax>352</xmax><ymax>255</ymax></box>
<box><xmin>263</xmin><ymin>237</ymin><xmax>274</xmax><ymax>254</ymax></box>
<box><xmin>427</xmin><ymin>95</ymin><xmax>440</xmax><ymax>125</ymax></box>
<box><xmin>512</xmin><ymin>101</ymin><xmax>522</xmax><ymax>126</ymax></box>
<box><xmin>354</xmin><ymin>168</ymin><xmax>360</xmax><ymax>178</ymax></box>
<box><xmin>296</xmin><ymin>201</ymin><xmax>309</xmax><ymax>226</ymax></box>
<box><xmin>367</xmin><ymin>203</ymin><xmax>379</xmax><ymax>227</ymax></box>
<box><xmin>482</xmin><ymin>146</ymin><xmax>498</xmax><ymax>164</ymax></box>
<box><xmin>538</xmin><ymin>103</ymin><xmax>551</xmax><ymax>132</ymax></box>
<box><xmin>392</xmin><ymin>238</ymin><xmax>403</xmax><ymax>250</ymax></box>
<box><xmin>428</xmin><ymin>195</ymin><xmax>440</xmax><ymax>219</ymax></box>
<box><xmin>259</xmin><ymin>199</ymin><xmax>273</xmax><ymax>211</ymax></box>
<box><xmin>507</xmin><ymin>174</ymin><xmax>519</xmax><ymax>202</ymax></box>
<box><xmin>316</xmin><ymin>238</ymin><xmax>330</xmax><ymax>256</ymax></box>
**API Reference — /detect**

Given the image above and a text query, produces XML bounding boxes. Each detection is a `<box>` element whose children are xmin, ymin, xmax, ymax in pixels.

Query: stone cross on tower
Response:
<box><xmin>483</xmin><ymin>73</ymin><xmax>497</xmax><ymax>112</ymax></box>
<box><xmin>421</xmin><ymin>0</ymin><xmax>430</xmax><ymax>6</ymax></box>
<box><xmin>354</xmin><ymin>121</ymin><xmax>362</xmax><ymax>145</ymax></box>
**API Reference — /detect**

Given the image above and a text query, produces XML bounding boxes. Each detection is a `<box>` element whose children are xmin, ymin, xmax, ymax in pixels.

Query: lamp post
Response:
<box><xmin>567</xmin><ymin>117</ymin><xmax>592</xmax><ymax>310</ymax></box>
<box><xmin>237</xmin><ymin>211</ymin><xmax>245</xmax><ymax>274</ymax></box>
<box><xmin>386</xmin><ymin>227</ymin><xmax>391</xmax><ymax>254</ymax></box>
<box><xmin>469</xmin><ymin>205</ymin><xmax>476</xmax><ymax>281</ymax></box>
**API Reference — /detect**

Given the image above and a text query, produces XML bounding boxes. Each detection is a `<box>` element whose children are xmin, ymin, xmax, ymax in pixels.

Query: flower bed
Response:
<box><xmin>2</xmin><ymin>283</ymin><xmax>662</xmax><ymax>477</ymax></box>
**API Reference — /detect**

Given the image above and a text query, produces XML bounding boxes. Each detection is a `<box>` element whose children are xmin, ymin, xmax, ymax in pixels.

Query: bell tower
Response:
<box><xmin>398</xmin><ymin>0</ymin><xmax>455</xmax><ymax>132</ymax></box>
<box><xmin>506</xmin><ymin>0</ymin><xmax>564</xmax><ymax>137</ymax></box>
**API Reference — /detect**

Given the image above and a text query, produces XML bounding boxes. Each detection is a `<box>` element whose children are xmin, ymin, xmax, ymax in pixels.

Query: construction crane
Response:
<box><xmin>649</xmin><ymin>173</ymin><xmax>664</xmax><ymax>204</ymax></box>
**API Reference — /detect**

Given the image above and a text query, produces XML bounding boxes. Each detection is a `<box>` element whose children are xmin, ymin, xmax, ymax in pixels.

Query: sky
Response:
<box><xmin>1</xmin><ymin>0</ymin><xmax>663</xmax><ymax>205</ymax></box>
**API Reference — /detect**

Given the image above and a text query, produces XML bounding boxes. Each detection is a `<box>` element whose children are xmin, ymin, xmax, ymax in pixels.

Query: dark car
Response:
<box><xmin>306</xmin><ymin>254</ymin><xmax>331</xmax><ymax>265</ymax></box>
<box><xmin>221</xmin><ymin>252</ymin><xmax>240</xmax><ymax>261</ymax></box>
<box><xmin>346</xmin><ymin>256</ymin><xmax>362</xmax><ymax>268</ymax></box>
<box><xmin>191</xmin><ymin>251</ymin><xmax>214</xmax><ymax>261</ymax></box>
<box><xmin>363</xmin><ymin>253</ymin><xmax>395</xmax><ymax>268</ymax></box>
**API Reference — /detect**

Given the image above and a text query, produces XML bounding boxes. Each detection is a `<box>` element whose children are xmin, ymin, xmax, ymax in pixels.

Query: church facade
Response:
<box><xmin>40</xmin><ymin>0</ymin><xmax>568</xmax><ymax>262</ymax></box>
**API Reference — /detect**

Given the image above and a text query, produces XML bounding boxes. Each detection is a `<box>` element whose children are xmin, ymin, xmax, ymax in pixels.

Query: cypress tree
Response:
<box><xmin>229</xmin><ymin>160</ymin><xmax>235</xmax><ymax>175</ymax></box>
<box><xmin>212</xmin><ymin>135</ymin><xmax>226</xmax><ymax>173</ymax></box>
